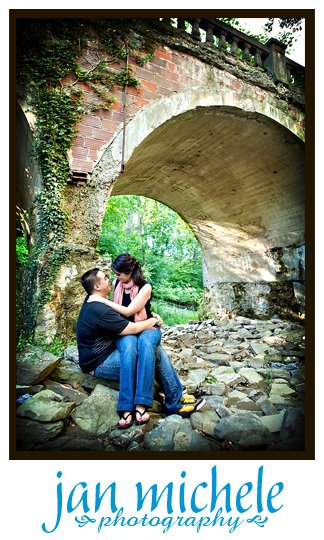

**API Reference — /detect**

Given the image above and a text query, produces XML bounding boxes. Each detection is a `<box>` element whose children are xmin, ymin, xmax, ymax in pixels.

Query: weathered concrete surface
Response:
<box><xmin>112</xmin><ymin>105</ymin><xmax>304</xmax><ymax>319</ymax></box>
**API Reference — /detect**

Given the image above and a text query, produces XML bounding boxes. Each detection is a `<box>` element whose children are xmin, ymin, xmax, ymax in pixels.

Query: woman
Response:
<box><xmin>88</xmin><ymin>253</ymin><xmax>162</xmax><ymax>429</ymax></box>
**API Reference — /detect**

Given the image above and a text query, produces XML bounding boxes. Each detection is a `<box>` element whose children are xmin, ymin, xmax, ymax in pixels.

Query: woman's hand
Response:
<box><xmin>152</xmin><ymin>312</ymin><xmax>163</xmax><ymax>326</ymax></box>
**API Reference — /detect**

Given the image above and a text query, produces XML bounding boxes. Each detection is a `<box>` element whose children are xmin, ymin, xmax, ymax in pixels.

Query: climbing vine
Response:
<box><xmin>16</xmin><ymin>18</ymin><xmax>159</xmax><ymax>343</ymax></box>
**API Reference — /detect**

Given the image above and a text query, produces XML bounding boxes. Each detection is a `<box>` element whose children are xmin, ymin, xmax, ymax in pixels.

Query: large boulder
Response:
<box><xmin>16</xmin><ymin>345</ymin><xmax>62</xmax><ymax>385</ymax></box>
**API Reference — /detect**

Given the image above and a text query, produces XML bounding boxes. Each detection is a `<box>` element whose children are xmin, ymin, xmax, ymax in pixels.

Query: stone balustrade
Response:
<box><xmin>170</xmin><ymin>18</ymin><xmax>304</xmax><ymax>87</ymax></box>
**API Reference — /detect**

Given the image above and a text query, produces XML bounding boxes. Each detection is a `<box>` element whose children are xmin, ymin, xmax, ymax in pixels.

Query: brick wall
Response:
<box><xmin>69</xmin><ymin>45</ymin><xmax>210</xmax><ymax>174</ymax></box>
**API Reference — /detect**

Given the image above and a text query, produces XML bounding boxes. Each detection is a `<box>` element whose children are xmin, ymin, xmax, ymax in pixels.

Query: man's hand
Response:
<box><xmin>152</xmin><ymin>312</ymin><xmax>163</xmax><ymax>326</ymax></box>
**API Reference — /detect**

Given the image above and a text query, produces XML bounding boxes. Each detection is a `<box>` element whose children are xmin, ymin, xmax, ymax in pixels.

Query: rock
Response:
<box><xmin>238</xmin><ymin>367</ymin><xmax>264</xmax><ymax>385</ymax></box>
<box><xmin>249</xmin><ymin>342</ymin><xmax>273</xmax><ymax>356</ymax></box>
<box><xmin>64</xmin><ymin>345</ymin><xmax>79</xmax><ymax>364</ymax></box>
<box><xmin>209</xmin><ymin>366</ymin><xmax>244</xmax><ymax>387</ymax></box>
<box><xmin>109</xmin><ymin>425</ymin><xmax>147</xmax><ymax>450</ymax></box>
<box><xmin>232</xmin><ymin>398</ymin><xmax>262</xmax><ymax>413</ymax></box>
<box><xmin>200</xmin><ymin>382</ymin><xmax>226</xmax><ymax>396</ymax></box>
<box><xmin>256</xmin><ymin>397</ymin><xmax>279</xmax><ymax>416</ymax></box>
<box><xmin>182</xmin><ymin>368</ymin><xmax>208</xmax><ymax>391</ymax></box>
<box><xmin>43</xmin><ymin>379</ymin><xmax>88</xmax><ymax>405</ymax></box>
<box><xmin>50</xmin><ymin>359</ymin><xmax>119</xmax><ymax>391</ymax></box>
<box><xmin>71</xmin><ymin>384</ymin><xmax>119</xmax><ymax>435</ymax></box>
<box><xmin>279</xmin><ymin>407</ymin><xmax>305</xmax><ymax>441</ymax></box>
<box><xmin>190</xmin><ymin>410</ymin><xmax>220</xmax><ymax>435</ymax></box>
<box><xmin>16</xmin><ymin>389</ymin><xmax>76</xmax><ymax>422</ymax></box>
<box><xmin>16</xmin><ymin>417</ymin><xmax>64</xmax><ymax>449</ymax></box>
<box><xmin>16</xmin><ymin>384</ymin><xmax>44</xmax><ymax>396</ymax></box>
<box><xmin>214</xmin><ymin>412</ymin><xmax>273</xmax><ymax>448</ymax></box>
<box><xmin>15</xmin><ymin>315</ymin><xmax>305</xmax><ymax>452</ymax></box>
<box><xmin>259</xmin><ymin>411</ymin><xmax>285</xmax><ymax>432</ymax></box>
<box><xmin>143</xmin><ymin>415</ymin><xmax>210</xmax><ymax>451</ymax></box>
<box><xmin>215</xmin><ymin>404</ymin><xmax>232</xmax><ymax>418</ymax></box>
<box><xmin>16</xmin><ymin>345</ymin><xmax>62</xmax><ymax>385</ymax></box>
<box><xmin>35</xmin><ymin>437</ymin><xmax>106</xmax><ymax>451</ymax></box>
<box><xmin>203</xmin><ymin>395</ymin><xmax>224</xmax><ymax>409</ymax></box>
<box><xmin>270</xmin><ymin>382</ymin><xmax>296</xmax><ymax>396</ymax></box>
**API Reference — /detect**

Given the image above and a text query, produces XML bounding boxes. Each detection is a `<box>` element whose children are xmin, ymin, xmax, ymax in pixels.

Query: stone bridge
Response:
<box><xmin>16</xmin><ymin>18</ymin><xmax>305</xmax><ymax>342</ymax></box>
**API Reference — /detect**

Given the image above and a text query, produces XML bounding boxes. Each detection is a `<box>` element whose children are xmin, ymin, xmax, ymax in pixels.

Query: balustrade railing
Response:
<box><xmin>166</xmin><ymin>18</ymin><xmax>304</xmax><ymax>88</ymax></box>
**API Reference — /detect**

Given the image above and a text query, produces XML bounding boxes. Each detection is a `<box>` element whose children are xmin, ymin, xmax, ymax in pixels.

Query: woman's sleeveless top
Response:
<box><xmin>115</xmin><ymin>279</ymin><xmax>153</xmax><ymax>322</ymax></box>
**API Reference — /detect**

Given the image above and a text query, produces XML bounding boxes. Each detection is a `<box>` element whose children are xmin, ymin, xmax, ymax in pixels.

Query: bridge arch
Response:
<box><xmin>112</xmin><ymin>86</ymin><xmax>303</xmax><ymax>168</ymax></box>
<box><xmin>86</xmin><ymin>94</ymin><xmax>304</xmax><ymax>320</ymax></box>
<box><xmin>31</xmin><ymin>91</ymin><xmax>304</xmax><ymax>341</ymax></box>
<box><xmin>18</xmin><ymin>18</ymin><xmax>305</xmax><ymax>341</ymax></box>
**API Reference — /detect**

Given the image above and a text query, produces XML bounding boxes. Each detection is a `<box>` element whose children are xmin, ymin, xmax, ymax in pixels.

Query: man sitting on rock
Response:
<box><xmin>76</xmin><ymin>268</ymin><xmax>204</xmax><ymax>424</ymax></box>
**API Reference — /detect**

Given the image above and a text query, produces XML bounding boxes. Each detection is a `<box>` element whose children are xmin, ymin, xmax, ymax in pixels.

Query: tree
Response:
<box><xmin>219</xmin><ymin>18</ymin><xmax>304</xmax><ymax>54</ymax></box>
<box><xmin>97</xmin><ymin>195</ymin><xmax>203</xmax><ymax>307</ymax></box>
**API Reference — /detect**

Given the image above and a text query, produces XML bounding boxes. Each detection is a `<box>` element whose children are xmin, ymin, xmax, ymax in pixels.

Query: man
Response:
<box><xmin>76</xmin><ymin>268</ymin><xmax>204</xmax><ymax>424</ymax></box>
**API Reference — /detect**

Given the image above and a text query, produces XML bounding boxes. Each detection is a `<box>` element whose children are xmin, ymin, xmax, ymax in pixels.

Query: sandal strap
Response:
<box><xmin>135</xmin><ymin>409</ymin><xmax>147</xmax><ymax>418</ymax></box>
<box><xmin>121</xmin><ymin>412</ymin><xmax>133</xmax><ymax>420</ymax></box>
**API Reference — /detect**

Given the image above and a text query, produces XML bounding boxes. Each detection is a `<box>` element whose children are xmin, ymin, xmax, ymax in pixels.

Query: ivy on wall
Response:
<box><xmin>16</xmin><ymin>18</ymin><xmax>160</xmax><ymax>344</ymax></box>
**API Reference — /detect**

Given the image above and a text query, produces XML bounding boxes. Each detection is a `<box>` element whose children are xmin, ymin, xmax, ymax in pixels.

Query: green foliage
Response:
<box><xmin>264</xmin><ymin>18</ymin><xmax>303</xmax><ymax>50</ymax></box>
<box><xmin>97</xmin><ymin>195</ymin><xmax>203</xmax><ymax>311</ymax></box>
<box><xmin>151</xmin><ymin>300</ymin><xmax>199</xmax><ymax>326</ymax></box>
<box><xmin>16</xmin><ymin>208</ymin><xmax>31</xmax><ymax>341</ymax></box>
<box><xmin>16</xmin><ymin>19</ymin><xmax>159</xmax><ymax>342</ymax></box>
<box><xmin>16</xmin><ymin>236</ymin><xmax>29</xmax><ymax>274</ymax></box>
<box><xmin>34</xmin><ymin>337</ymin><xmax>66</xmax><ymax>356</ymax></box>
<box><xmin>16</xmin><ymin>234</ymin><xmax>29</xmax><ymax>342</ymax></box>
<box><xmin>205</xmin><ymin>374</ymin><xmax>218</xmax><ymax>383</ymax></box>
<box><xmin>196</xmin><ymin>295</ymin><xmax>213</xmax><ymax>321</ymax></box>
<box><xmin>218</xmin><ymin>18</ymin><xmax>269</xmax><ymax>45</ymax></box>
<box><xmin>264</xmin><ymin>368</ymin><xmax>274</xmax><ymax>391</ymax></box>
<box><xmin>113</xmin><ymin>67</ymin><xmax>140</xmax><ymax>87</ymax></box>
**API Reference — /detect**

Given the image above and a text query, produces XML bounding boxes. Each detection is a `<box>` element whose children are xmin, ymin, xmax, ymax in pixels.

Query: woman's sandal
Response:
<box><xmin>118</xmin><ymin>412</ymin><xmax>133</xmax><ymax>429</ymax></box>
<box><xmin>134</xmin><ymin>408</ymin><xmax>150</xmax><ymax>425</ymax></box>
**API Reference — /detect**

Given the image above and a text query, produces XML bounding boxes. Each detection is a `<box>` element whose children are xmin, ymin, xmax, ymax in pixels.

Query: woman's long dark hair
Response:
<box><xmin>111</xmin><ymin>253</ymin><xmax>146</xmax><ymax>288</ymax></box>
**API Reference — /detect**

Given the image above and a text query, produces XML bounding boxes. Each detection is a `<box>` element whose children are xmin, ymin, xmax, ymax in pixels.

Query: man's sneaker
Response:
<box><xmin>158</xmin><ymin>386</ymin><xmax>191</xmax><ymax>403</ymax></box>
<box><xmin>180</xmin><ymin>394</ymin><xmax>196</xmax><ymax>404</ymax></box>
<box><xmin>179</xmin><ymin>397</ymin><xmax>206</xmax><ymax>418</ymax></box>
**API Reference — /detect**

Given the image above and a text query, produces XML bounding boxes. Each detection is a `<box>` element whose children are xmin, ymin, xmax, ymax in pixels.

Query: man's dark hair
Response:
<box><xmin>80</xmin><ymin>268</ymin><xmax>101</xmax><ymax>295</ymax></box>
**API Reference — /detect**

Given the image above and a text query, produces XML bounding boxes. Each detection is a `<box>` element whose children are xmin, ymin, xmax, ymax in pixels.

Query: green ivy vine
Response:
<box><xmin>16</xmin><ymin>18</ymin><xmax>159</xmax><ymax>343</ymax></box>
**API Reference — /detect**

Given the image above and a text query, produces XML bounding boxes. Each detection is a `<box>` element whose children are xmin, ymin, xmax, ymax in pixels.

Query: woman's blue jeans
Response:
<box><xmin>95</xmin><ymin>328</ymin><xmax>161</xmax><ymax>413</ymax></box>
<box><xmin>93</xmin><ymin>334</ymin><xmax>182</xmax><ymax>415</ymax></box>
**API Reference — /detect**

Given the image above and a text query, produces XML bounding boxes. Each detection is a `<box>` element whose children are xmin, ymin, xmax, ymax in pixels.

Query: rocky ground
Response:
<box><xmin>15</xmin><ymin>315</ymin><xmax>305</xmax><ymax>453</ymax></box>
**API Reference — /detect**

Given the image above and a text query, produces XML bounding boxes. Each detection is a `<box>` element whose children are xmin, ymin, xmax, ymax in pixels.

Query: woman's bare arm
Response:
<box><xmin>87</xmin><ymin>283</ymin><xmax>152</xmax><ymax>316</ymax></box>
<box><xmin>118</xmin><ymin>316</ymin><xmax>158</xmax><ymax>335</ymax></box>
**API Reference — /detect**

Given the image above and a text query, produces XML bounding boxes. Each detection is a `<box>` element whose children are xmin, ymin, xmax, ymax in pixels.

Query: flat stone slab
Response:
<box><xmin>16</xmin><ymin>346</ymin><xmax>62</xmax><ymax>385</ymax></box>
<box><xmin>16</xmin><ymin>389</ymin><xmax>75</xmax><ymax>422</ymax></box>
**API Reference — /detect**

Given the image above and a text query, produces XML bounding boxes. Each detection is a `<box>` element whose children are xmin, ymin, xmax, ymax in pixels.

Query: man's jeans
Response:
<box><xmin>93</xmin><ymin>333</ymin><xmax>182</xmax><ymax>415</ymax></box>
<box><xmin>155</xmin><ymin>346</ymin><xmax>183</xmax><ymax>415</ymax></box>
<box><xmin>94</xmin><ymin>328</ymin><xmax>161</xmax><ymax>413</ymax></box>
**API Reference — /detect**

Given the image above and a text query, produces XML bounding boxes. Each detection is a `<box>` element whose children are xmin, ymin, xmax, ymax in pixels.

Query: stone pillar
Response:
<box><xmin>196</xmin><ymin>223</ymin><xmax>305</xmax><ymax>321</ymax></box>
<box><xmin>192</xmin><ymin>19</ymin><xmax>201</xmax><ymax>41</ymax></box>
<box><xmin>264</xmin><ymin>38</ymin><xmax>288</xmax><ymax>83</ymax></box>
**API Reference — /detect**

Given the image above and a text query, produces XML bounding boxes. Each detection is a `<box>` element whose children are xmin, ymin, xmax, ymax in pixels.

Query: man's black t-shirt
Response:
<box><xmin>76</xmin><ymin>298</ymin><xmax>129</xmax><ymax>372</ymax></box>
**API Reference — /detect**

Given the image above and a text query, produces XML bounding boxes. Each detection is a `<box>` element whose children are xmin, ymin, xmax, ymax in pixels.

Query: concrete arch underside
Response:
<box><xmin>109</xmin><ymin>105</ymin><xmax>304</xmax><ymax>319</ymax></box>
